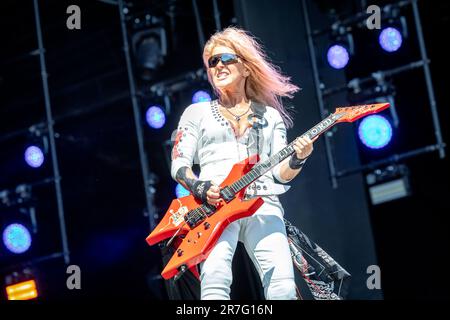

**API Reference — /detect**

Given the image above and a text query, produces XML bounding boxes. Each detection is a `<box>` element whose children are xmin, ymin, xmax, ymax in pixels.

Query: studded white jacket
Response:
<box><xmin>171</xmin><ymin>100</ymin><xmax>292</xmax><ymax>208</ymax></box>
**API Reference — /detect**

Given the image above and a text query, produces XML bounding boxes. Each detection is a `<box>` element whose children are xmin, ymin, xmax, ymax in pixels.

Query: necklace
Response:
<box><xmin>223</xmin><ymin>104</ymin><xmax>251</xmax><ymax>122</ymax></box>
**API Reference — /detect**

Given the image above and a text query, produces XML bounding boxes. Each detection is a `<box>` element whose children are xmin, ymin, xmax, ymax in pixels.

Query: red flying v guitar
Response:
<box><xmin>146</xmin><ymin>103</ymin><xmax>390</xmax><ymax>280</ymax></box>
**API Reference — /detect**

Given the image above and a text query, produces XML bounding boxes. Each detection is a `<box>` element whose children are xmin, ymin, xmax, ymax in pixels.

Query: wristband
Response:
<box><xmin>192</xmin><ymin>180</ymin><xmax>213</xmax><ymax>202</ymax></box>
<box><xmin>289</xmin><ymin>154</ymin><xmax>308</xmax><ymax>170</ymax></box>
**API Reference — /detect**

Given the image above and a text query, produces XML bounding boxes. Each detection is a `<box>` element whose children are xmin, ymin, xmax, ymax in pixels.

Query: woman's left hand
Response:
<box><xmin>293</xmin><ymin>136</ymin><xmax>314</xmax><ymax>160</ymax></box>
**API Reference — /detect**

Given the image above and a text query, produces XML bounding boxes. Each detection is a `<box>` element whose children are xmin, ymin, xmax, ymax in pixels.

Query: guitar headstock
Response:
<box><xmin>333</xmin><ymin>103</ymin><xmax>390</xmax><ymax>123</ymax></box>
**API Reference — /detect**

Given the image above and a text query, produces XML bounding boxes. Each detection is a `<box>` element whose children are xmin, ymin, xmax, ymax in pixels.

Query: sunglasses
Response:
<box><xmin>207</xmin><ymin>53</ymin><xmax>241</xmax><ymax>68</ymax></box>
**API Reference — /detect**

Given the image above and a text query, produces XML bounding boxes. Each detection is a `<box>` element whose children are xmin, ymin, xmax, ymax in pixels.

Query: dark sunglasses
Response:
<box><xmin>207</xmin><ymin>53</ymin><xmax>241</xmax><ymax>68</ymax></box>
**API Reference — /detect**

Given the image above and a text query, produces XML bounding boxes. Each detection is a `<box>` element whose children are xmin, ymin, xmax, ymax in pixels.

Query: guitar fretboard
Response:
<box><xmin>229</xmin><ymin>113</ymin><xmax>341</xmax><ymax>194</ymax></box>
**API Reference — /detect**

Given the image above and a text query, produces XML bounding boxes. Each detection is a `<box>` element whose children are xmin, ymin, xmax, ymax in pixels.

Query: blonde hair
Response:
<box><xmin>203</xmin><ymin>27</ymin><xmax>300</xmax><ymax>128</ymax></box>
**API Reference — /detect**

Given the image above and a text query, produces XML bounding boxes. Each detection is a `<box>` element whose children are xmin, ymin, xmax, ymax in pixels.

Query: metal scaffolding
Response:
<box><xmin>302</xmin><ymin>0</ymin><xmax>446</xmax><ymax>188</ymax></box>
<box><xmin>1</xmin><ymin>0</ymin><xmax>72</xmax><ymax>274</ymax></box>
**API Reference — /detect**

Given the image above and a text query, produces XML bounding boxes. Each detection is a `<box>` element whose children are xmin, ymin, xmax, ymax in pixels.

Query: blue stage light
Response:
<box><xmin>379</xmin><ymin>27</ymin><xmax>403</xmax><ymax>52</ymax></box>
<box><xmin>2</xmin><ymin>223</ymin><xmax>32</xmax><ymax>254</ymax></box>
<box><xmin>146</xmin><ymin>106</ymin><xmax>166</xmax><ymax>129</ymax></box>
<box><xmin>327</xmin><ymin>45</ymin><xmax>349</xmax><ymax>69</ymax></box>
<box><xmin>192</xmin><ymin>90</ymin><xmax>211</xmax><ymax>104</ymax></box>
<box><xmin>358</xmin><ymin>115</ymin><xmax>393</xmax><ymax>149</ymax></box>
<box><xmin>24</xmin><ymin>146</ymin><xmax>44</xmax><ymax>168</ymax></box>
<box><xmin>175</xmin><ymin>183</ymin><xmax>190</xmax><ymax>198</ymax></box>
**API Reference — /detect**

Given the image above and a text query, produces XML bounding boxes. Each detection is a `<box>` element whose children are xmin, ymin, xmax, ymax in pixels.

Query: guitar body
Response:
<box><xmin>146</xmin><ymin>154</ymin><xmax>264</xmax><ymax>280</ymax></box>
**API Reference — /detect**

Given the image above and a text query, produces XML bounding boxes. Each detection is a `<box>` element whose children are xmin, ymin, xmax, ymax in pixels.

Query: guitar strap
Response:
<box><xmin>247</xmin><ymin>101</ymin><xmax>268</xmax><ymax>157</ymax></box>
<box><xmin>245</xmin><ymin>102</ymin><xmax>291</xmax><ymax>197</ymax></box>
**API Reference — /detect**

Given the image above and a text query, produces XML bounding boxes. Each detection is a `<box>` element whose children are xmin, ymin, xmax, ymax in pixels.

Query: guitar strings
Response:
<box><xmin>184</xmin><ymin>121</ymin><xmax>327</xmax><ymax>226</ymax></box>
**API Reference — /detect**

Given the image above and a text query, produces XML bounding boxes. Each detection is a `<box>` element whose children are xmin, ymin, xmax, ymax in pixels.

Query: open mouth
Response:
<box><xmin>216</xmin><ymin>72</ymin><xmax>229</xmax><ymax>79</ymax></box>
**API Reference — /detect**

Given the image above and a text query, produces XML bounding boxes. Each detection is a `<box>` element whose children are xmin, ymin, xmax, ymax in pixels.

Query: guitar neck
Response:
<box><xmin>228</xmin><ymin>113</ymin><xmax>342</xmax><ymax>194</ymax></box>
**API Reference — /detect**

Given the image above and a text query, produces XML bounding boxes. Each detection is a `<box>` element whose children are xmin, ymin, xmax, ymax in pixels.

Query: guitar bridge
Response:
<box><xmin>184</xmin><ymin>203</ymin><xmax>217</xmax><ymax>228</ymax></box>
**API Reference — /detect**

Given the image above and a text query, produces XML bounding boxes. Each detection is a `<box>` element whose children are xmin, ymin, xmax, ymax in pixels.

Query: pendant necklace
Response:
<box><xmin>224</xmin><ymin>104</ymin><xmax>251</xmax><ymax>122</ymax></box>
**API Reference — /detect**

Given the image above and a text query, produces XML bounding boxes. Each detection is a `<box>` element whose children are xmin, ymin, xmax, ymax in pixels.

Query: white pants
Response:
<box><xmin>200</xmin><ymin>201</ymin><xmax>297</xmax><ymax>300</ymax></box>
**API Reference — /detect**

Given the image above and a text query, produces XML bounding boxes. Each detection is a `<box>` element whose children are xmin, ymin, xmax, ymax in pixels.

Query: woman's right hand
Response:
<box><xmin>206</xmin><ymin>184</ymin><xmax>222</xmax><ymax>206</ymax></box>
<box><xmin>191</xmin><ymin>180</ymin><xmax>222</xmax><ymax>206</ymax></box>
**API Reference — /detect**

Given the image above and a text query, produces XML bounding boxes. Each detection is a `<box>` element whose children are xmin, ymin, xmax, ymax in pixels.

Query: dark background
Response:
<box><xmin>0</xmin><ymin>0</ymin><xmax>448</xmax><ymax>300</ymax></box>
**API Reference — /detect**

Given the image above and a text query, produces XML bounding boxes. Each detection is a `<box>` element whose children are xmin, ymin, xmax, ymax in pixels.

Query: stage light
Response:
<box><xmin>15</xmin><ymin>184</ymin><xmax>32</xmax><ymax>204</ymax></box>
<box><xmin>358</xmin><ymin>115</ymin><xmax>392</xmax><ymax>149</ymax></box>
<box><xmin>24</xmin><ymin>145</ymin><xmax>44</xmax><ymax>168</ymax></box>
<box><xmin>192</xmin><ymin>90</ymin><xmax>211</xmax><ymax>104</ymax></box>
<box><xmin>1</xmin><ymin>186</ymin><xmax>34</xmax><ymax>209</ymax></box>
<box><xmin>6</xmin><ymin>279</ymin><xmax>38</xmax><ymax>300</ymax></box>
<box><xmin>146</xmin><ymin>106</ymin><xmax>166</xmax><ymax>129</ymax></box>
<box><xmin>132</xmin><ymin>27</ymin><xmax>167</xmax><ymax>81</ymax></box>
<box><xmin>379</xmin><ymin>27</ymin><xmax>403</xmax><ymax>52</ymax></box>
<box><xmin>366</xmin><ymin>165</ymin><xmax>410</xmax><ymax>205</ymax></box>
<box><xmin>0</xmin><ymin>190</ymin><xmax>11</xmax><ymax>207</ymax></box>
<box><xmin>175</xmin><ymin>183</ymin><xmax>190</xmax><ymax>198</ymax></box>
<box><xmin>2</xmin><ymin>223</ymin><xmax>32</xmax><ymax>254</ymax></box>
<box><xmin>326</xmin><ymin>22</ymin><xmax>354</xmax><ymax>70</ymax></box>
<box><xmin>327</xmin><ymin>44</ymin><xmax>349</xmax><ymax>69</ymax></box>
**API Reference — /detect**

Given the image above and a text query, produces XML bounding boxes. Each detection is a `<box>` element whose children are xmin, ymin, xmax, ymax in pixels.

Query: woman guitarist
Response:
<box><xmin>171</xmin><ymin>27</ymin><xmax>314</xmax><ymax>300</ymax></box>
